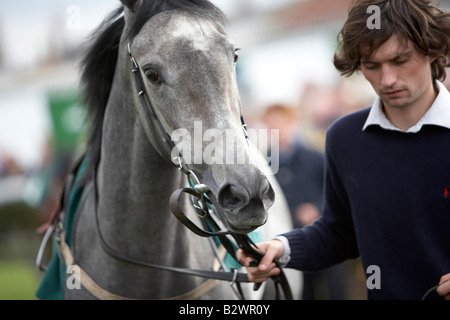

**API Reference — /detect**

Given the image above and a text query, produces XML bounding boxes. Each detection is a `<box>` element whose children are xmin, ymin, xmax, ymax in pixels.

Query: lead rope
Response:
<box><xmin>169</xmin><ymin>166</ymin><xmax>293</xmax><ymax>300</ymax></box>
<box><xmin>421</xmin><ymin>284</ymin><xmax>440</xmax><ymax>300</ymax></box>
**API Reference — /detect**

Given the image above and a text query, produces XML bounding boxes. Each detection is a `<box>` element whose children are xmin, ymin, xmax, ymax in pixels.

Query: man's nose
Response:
<box><xmin>380</xmin><ymin>64</ymin><xmax>398</xmax><ymax>88</ymax></box>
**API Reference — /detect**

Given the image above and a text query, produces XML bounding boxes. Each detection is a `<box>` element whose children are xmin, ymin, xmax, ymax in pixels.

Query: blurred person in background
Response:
<box><xmin>238</xmin><ymin>0</ymin><xmax>450</xmax><ymax>300</ymax></box>
<box><xmin>262</xmin><ymin>104</ymin><xmax>349</xmax><ymax>300</ymax></box>
<box><xmin>299</xmin><ymin>81</ymin><xmax>374</xmax><ymax>153</ymax></box>
<box><xmin>261</xmin><ymin>104</ymin><xmax>324</xmax><ymax>229</ymax></box>
<box><xmin>297</xmin><ymin>85</ymin><xmax>342</xmax><ymax>152</ymax></box>
<box><xmin>0</xmin><ymin>149</ymin><xmax>22</xmax><ymax>177</ymax></box>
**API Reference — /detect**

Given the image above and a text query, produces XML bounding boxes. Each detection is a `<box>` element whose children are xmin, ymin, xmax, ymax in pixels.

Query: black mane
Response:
<box><xmin>79</xmin><ymin>1</ymin><xmax>226</xmax><ymax>180</ymax></box>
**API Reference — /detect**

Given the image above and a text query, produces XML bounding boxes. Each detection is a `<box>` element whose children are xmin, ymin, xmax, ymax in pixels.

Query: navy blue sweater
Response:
<box><xmin>283</xmin><ymin>107</ymin><xmax>450</xmax><ymax>299</ymax></box>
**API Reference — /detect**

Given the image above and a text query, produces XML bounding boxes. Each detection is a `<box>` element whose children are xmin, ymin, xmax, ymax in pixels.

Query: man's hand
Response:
<box><xmin>236</xmin><ymin>240</ymin><xmax>285</xmax><ymax>283</ymax></box>
<box><xmin>437</xmin><ymin>273</ymin><xmax>450</xmax><ymax>300</ymax></box>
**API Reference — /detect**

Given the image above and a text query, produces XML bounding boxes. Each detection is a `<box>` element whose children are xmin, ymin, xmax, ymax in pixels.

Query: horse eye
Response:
<box><xmin>234</xmin><ymin>49</ymin><xmax>240</xmax><ymax>63</ymax></box>
<box><xmin>145</xmin><ymin>69</ymin><xmax>160</xmax><ymax>83</ymax></box>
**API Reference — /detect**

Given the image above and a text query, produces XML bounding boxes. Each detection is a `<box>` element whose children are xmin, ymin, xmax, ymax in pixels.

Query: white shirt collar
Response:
<box><xmin>363</xmin><ymin>81</ymin><xmax>450</xmax><ymax>133</ymax></box>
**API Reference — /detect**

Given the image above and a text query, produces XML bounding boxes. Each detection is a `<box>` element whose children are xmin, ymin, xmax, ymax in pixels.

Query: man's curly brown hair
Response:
<box><xmin>333</xmin><ymin>0</ymin><xmax>450</xmax><ymax>81</ymax></box>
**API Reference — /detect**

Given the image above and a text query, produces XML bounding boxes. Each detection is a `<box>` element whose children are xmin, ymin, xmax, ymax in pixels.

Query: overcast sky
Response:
<box><xmin>0</xmin><ymin>0</ymin><xmax>300</xmax><ymax>69</ymax></box>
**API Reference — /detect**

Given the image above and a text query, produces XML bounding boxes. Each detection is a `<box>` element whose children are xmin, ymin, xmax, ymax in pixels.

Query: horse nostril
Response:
<box><xmin>259</xmin><ymin>177</ymin><xmax>270</xmax><ymax>197</ymax></box>
<box><xmin>218</xmin><ymin>184</ymin><xmax>248</xmax><ymax>211</ymax></box>
<box><xmin>259</xmin><ymin>178</ymin><xmax>275</xmax><ymax>210</ymax></box>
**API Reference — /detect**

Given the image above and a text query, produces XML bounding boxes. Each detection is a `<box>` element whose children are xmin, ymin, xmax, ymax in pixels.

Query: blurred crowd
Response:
<box><xmin>0</xmin><ymin>137</ymin><xmax>75</xmax><ymax>230</ymax></box>
<box><xmin>0</xmin><ymin>150</ymin><xmax>22</xmax><ymax>178</ymax></box>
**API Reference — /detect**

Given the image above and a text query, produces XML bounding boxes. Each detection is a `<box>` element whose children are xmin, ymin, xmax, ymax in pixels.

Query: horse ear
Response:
<box><xmin>120</xmin><ymin>0</ymin><xmax>140</xmax><ymax>12</ymax></box>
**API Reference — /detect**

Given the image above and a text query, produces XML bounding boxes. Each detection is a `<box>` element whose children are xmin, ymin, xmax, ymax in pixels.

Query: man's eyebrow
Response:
<box><xmin>361</xmin><ymin>50</ymin><xmax>413</xmax><ymax>64</ymax></box>
<box><xmin>391</xmin><ymin>51</ymin><xmax>413</xmax><ymax>60</ymax></box>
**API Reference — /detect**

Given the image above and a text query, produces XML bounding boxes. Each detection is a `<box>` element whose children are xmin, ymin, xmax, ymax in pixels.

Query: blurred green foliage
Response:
<box><xmin>0</xmin><ymin>260</ymin><xmax>41</xmax><ymax>300</ymax></box>
<box><xmin>0</xmin><ymin>203</ymin><xmax>43</xmax><ymax>300</ymax></box>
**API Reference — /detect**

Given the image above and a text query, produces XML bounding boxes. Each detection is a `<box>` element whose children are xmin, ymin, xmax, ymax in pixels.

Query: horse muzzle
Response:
<box><xmin>215</xmin><ymin>177</ymin><xmax>274</xmax><ymax>233</ymax></box>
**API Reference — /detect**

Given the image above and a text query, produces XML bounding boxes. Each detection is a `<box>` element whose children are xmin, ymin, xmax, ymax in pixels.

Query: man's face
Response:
<box><xmin>360</xmin><ymin>35</ymin><xmax>435</xmax><ymax>111</ymax></box>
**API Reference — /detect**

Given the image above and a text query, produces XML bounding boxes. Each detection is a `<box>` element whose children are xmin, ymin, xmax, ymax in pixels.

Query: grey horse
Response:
<box><xmin>39</xmin><ymin>0</ymin><xmax>301</xmax><ymax>300</ymax></box>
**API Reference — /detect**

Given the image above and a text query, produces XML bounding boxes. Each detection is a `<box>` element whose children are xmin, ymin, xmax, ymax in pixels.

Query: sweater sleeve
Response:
<box><xmin>282</xmin><ymin>131</ymin><xmax>360</xmax><ymax>271</ymax></box>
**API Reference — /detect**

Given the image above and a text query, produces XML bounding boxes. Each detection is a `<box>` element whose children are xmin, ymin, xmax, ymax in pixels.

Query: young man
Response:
<box><xmin>238</xmin><ymin>0</ymin><xmax>450</xmax><ymax>299</ymax></box>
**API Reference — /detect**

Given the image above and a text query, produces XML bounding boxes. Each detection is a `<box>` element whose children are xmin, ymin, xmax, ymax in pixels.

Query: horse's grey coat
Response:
<box><xmin>65</xmin><ymin>0</ymin><xmax>297</xmax><ymax>300</ymax></box>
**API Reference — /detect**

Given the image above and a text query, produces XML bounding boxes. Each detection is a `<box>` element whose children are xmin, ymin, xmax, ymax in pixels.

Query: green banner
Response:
<box><xmin>47</xmin><ymin>90</ymin><xmax>85</xmax><ymax>151</ymax></box>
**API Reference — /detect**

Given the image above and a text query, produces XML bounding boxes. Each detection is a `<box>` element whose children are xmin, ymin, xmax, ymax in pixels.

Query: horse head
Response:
<box><xmin>120</xmin><ymin>0</ymin><xmax>275</xmax><ymax>233</ymax></box>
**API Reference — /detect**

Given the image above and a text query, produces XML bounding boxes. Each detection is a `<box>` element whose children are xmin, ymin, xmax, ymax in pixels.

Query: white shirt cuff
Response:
<box><xmin>274</xmin><ymin>236</ymin><xmax>291</xmax><ymax>267</ymax></box>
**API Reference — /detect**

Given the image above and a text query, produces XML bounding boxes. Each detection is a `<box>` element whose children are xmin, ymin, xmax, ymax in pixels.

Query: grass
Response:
<box><xmin>0</xmin><ymin>259</ymin><xmax>41</xmax><ymax>300</ymax></box>
<box><xmin>0</xmin><ymin>226</ymin><xmax>45</xmax><ymax>300</ymax></box>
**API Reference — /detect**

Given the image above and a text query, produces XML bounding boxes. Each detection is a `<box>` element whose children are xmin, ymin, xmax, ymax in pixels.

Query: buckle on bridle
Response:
<box><xmin>173</xmin><ymin>156</ymin><xmax>210</xmax><ymax>195</ymax></box>
<box><xmin>127</xmin><ymin>43</ymin><xmax>139</xmax><ymax>73</ymax></box>
<box><xmin>229</xmin><ymin>268</ymin><xmax>238</xmax><ymax>287</ymax></box>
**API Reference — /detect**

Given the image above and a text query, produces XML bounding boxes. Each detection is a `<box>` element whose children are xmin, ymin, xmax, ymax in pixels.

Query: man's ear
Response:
<box><xmin>120</xmin><ymin>0</ymin><xmax>140</xmax><ymax>13</ymax></box>
<box><xmin>428</xmin><ymin>56</ymin><xmax>437</xmax><ymax>64</ymax></box>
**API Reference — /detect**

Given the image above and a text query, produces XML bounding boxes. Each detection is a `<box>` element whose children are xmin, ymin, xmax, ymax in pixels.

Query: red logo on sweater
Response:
<box><xmin>444</xmin><ymin>187</ymin><xmax>450</xmax><ymax>198</ymax></box>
